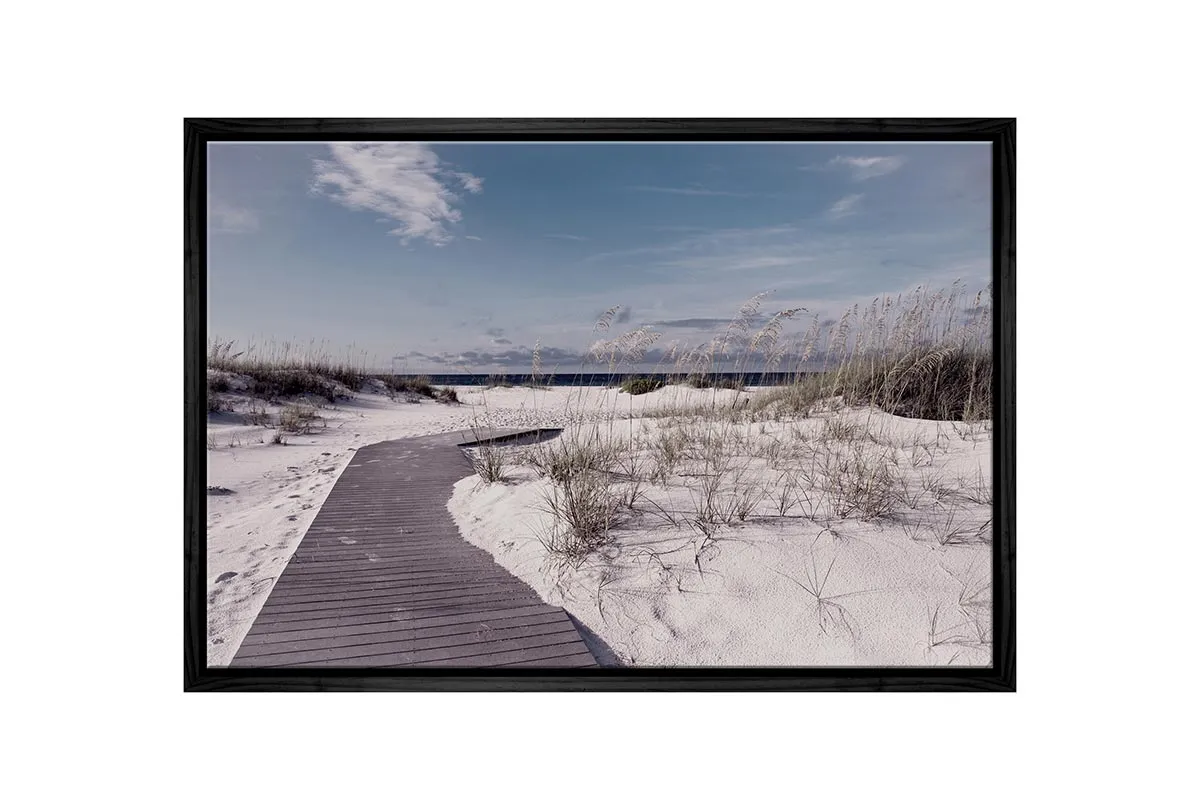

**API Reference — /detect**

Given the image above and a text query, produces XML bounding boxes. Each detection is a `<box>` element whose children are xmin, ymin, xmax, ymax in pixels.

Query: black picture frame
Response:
<box><xmin>186</xmin><ymin>118</ymin><xmax>1015</xmax><ymax>691</ymax></box>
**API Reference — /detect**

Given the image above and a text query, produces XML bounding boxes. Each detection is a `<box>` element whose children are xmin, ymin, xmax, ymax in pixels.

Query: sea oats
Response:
<box><xmin>594</xmin><ymin>305</ymin><xmax>621</xmax><ymax>335</ymax></box>
<box><xmin>750</xmin><ymin>307</ymin><xmax>803</xmax><ymax>356</ymax></box>
<box><xmin>531</xmin><ymin>338</ymin><xmax>543</xmax><ymax>383</ymax></box>
<box><xmin>799</xmin><ymin>314</ymin><xmax>822</xmax><ymax>366</ymax></box>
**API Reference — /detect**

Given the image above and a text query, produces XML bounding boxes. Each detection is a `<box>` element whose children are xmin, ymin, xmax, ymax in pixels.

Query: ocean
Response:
<box><xmin>392</xmin><ymin>371</ymin><xmax>813</xmax><ymax>387</ymax></box>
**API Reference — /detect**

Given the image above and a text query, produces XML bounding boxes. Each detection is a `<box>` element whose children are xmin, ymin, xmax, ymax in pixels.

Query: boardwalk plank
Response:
<box><xmin>270</xmin><ymin>632</ymin><xmax>593</xmax><ymax>667</ymax></box>
<box><xmin>236</xmin><ymin>614</ymin><xmax>578</xmax><ymax>661</ymax></box>
<box><xmin>245</xmin><ymin>592</ymin><xmax>548</xmax><ymax>628</ymax></box>
<box><xmin>244</xmin><ymin>604</ymin><xmax>565</xmax><ymax>644</ymax></box>
<box><xmin>229</xmin><ymin>429</ymin><xmax>597</xmax><ymax>669</ymax></box>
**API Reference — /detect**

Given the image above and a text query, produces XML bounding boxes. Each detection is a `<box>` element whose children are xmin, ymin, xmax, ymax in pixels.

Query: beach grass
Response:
<box><xmin>207</xmin><ymin>281</ymin><xmax>994</xmax><ymax>666</ymax></box>
<box><xmin>475</xmin><ymin>281</ymin><xmax>993</xmax><ymax>572</ymax></box>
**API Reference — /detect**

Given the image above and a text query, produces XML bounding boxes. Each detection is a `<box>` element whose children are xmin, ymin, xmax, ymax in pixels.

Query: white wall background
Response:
<box><xmin>4</xmin><ymin>1</ymin><xmax>1194</xmax><ymax>808</ymax></box>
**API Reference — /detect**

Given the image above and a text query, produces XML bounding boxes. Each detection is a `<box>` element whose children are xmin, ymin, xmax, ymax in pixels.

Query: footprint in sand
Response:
<box><xmin>215</xmin><ymin>571</ymin><xmax>237</xmax><ymax>583</ymax></box>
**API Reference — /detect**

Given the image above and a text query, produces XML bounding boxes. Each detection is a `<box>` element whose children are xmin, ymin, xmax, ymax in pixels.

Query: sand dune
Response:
<box><xmin>207</xmin><ymin>383</ymin><xmax>991</xmax><ymax>667</ymax></box>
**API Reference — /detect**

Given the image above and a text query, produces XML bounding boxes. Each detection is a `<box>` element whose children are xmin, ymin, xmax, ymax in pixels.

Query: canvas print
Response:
<box><xmin>205</xmin><ymin>139</ymin><xmax>994</xmax><ymax>669</ymax></box>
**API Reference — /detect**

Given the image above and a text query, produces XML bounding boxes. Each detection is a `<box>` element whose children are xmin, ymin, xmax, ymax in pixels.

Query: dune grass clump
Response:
<box><xmin>526</xmin><ymin>427</ymin><xmax>622</xmax><ymax>484</ymax></box>
<box><xmin>377</xmin><ymin>375</ymin><xmax>461</xmax><ymax>404</ymax></box>
<box><xmin>379</xmin><ymin>374</ymin><xmax>435</xmax><ymax>397</ymax></box>
<box><xmin>522</xmin><ymin>428</ymin><xmax>631</xmax><ymax>560</ymax></box>
<box><xmin>208</xmin><ymin>338</ymin><xmax>369</xmax><ymax>396</ymax></box>
<box><xmin>809</xmin><ymin>440</ymin><xmax>901</xmax><ymax>521</ymax></box>
<box><xmin>537</xmin><ymin>466</ymin><xmax>620</xmax><ymax>559</ymax></box>
<box><xmin>206</xmin><ymin>372</ymin><xmax>233</xmax><ymax>412</ymax></box>
<box><xmin>469</xmin><ymin>441</ymin><xmax>508</xmax><ymax>483</ymax></box>
<box><xmin>243</xmin><ymin>401</ymin><xmax>272</xmax><ymax>426</ymax></box>
<box><xmin>620</xmin><ymin>377</ymin><xmax>664</xmax><ymax>396</ymax></box>
<box><xmin>279</xmin><ymin>401</ymin><xmax>323</xmax><ymax>433</ymax></box>
<box><xmin>685</xmin><ymin>374</ymin><xmax>742</xmax><ymax>391</ymax></box>
<box><xmin>753</xmin><ymin>283</ymin><xmax>992</xmax><ymax>421</ymax></box>
<box><xmin>250</xmin><ymin>369</ymin><xmax>338</xmax><ymax>403</ymax></box>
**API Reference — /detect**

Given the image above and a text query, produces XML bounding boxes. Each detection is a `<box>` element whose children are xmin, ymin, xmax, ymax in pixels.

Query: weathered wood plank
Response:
<box><xmin>236</xmin><ymin>614</ymin><xmax>579</xmax><ymax>661</ymax></box>
<box><xmin>257</xmin><ymin>633</ymin><xmax>594</xmax><ymax>668</ymax></box>
<box><xmin>244</xmin><ymin>604</ymin><xmax>564</xmax><ymax>644</ymax></box>
<box><xmin>229</xmin><ymin>429</ymin><xmax>597</xmax><ymax>668</ymax></box>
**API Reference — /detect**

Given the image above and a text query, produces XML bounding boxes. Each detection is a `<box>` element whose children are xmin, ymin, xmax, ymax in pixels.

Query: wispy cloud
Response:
<box><xmin>310</xmin><ymin>143</ymin><xmax>483</xmax><ymax>246</ymax></box>
<box><xmin>659</xmin><ymin>254</ymin><xmax>816</xmax><ymax>273</ymax></box>
<box><xmin>545</xmin><ymin>233</ymin><xmax>589</xmax><ymax>241</ymax></box>
<box><xmin>464</xmin><ymin>235</ymin><xmax>483</xmax><ymax>241</ymax></box>
<box><xmin>209</xmin><ymin>201</ymin><xmax>258</xmax><ymax>234</ymax></box>
<box><xmin>830</xmin><ymin>155</ymin><xmax>906</xmax><ymax>181</ymax></box>
<box><xmin>829</xmin><ymin>193</ymin><xmax>864</xmax><ymax>219</ymax></box>
<box><xmin>628</xmin><ymin>185</ymin><xmax>752</xmax><ymax>197</ymax></box>
<box><xmin>455</xmin><ymin>173</ymin><xmax>484</xmax><ymax>194</ymax></box>
<box><xmin>586</xmin><ymin>224</ymin><xmax>799</xmax><ymax>265</ymax></box>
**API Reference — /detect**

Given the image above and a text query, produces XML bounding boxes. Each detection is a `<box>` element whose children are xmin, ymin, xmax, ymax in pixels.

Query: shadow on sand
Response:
<box><xmin>565</xmin><ymin>611</ymin><xmax>625</xmax><ymax>667</ymax></box>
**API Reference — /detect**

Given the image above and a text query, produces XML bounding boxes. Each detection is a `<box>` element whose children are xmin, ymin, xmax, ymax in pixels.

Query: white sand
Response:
<box><xmin>205</xmin><ymin>381</ymin><xmax>740</xmax><ymax>664</ymax></box>
<box><xmin>447</xmin><ymin>394</ymin><xmax>993</xmax><ymax>667</ymax></box>
<box><xmin>208</xmin><ymin>381</ymin><xmax>992</xmax><ymax>667</ymax></box>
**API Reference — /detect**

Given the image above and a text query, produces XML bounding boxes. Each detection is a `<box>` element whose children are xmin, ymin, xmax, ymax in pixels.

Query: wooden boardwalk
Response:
<box><xmin>230</xmin><ymin>428</ymin><xmax>598</xmax><ymax>668</ymax></box>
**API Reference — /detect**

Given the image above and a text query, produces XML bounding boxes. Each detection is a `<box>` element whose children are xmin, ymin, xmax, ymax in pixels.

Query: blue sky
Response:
<box><xmin>208</xmin><ymin>141</ymin><xmax>991</xmax><ymax>373</ymax></box>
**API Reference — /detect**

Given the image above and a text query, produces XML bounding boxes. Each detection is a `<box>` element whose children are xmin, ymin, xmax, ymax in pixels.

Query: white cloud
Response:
<box><xmin>830</xmin><ymin>155</ymin><xmax>906</xmax><ymax>181</ymax></box>
<box><xmin>455</xmin><ymin>172</ymin><xmax>484</xmax><ymax>194</ymax></box>
<box><xmin>545</xmin><ymin>233</ymin><xmax>588</xmax><ymax>241</ymax></box>
<box><xmin>310</xmin><ymin>143</ymin><xmax>483</xmax><ymax>246</ymax></box>
<box><xmin>465</xmin><ymin>235</ymin><xmax>483</xmax><ymax>241</ymax></box>
<box><xmin>209</xmin><ymin>201</ymin><xmax>258</xmax><ymax>234</ymax></box>
<box><xmin>829</xmin><ymin>193</ymin><xmax>864</xmax><ymax>218</ymax></box>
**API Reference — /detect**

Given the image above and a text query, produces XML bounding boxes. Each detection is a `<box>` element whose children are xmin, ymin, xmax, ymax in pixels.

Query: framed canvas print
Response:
<box><xmin>185</xmin><ymin>118</ymin><xmax>1014</xmax><ymax>691</ymax></box>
